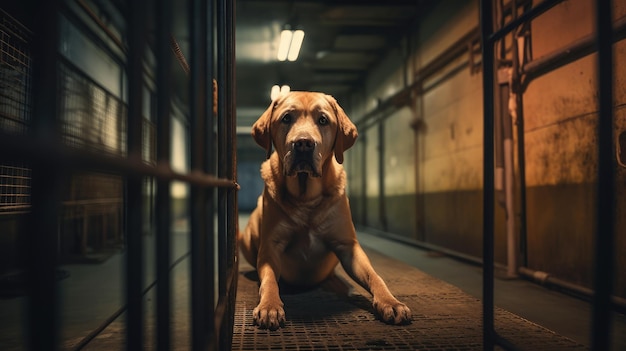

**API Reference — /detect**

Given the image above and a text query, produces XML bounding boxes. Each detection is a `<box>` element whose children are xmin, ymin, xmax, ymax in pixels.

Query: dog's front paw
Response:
<box><xmin>373</xmin><ymin>297</ymin><xmax>412</xmax><ymax>325</ymax></box>
<box><xmin>253</xmin><ymin>301</ymin><xmax>286</xmax><ymax>330</ymax></box>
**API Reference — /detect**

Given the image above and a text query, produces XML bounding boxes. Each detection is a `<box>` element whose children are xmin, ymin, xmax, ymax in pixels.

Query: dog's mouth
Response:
<box><xmin>287</xmin><ymin>159</ymin><xmax>321</xmax><ymax>177</ymax></box>
<box><xmin>283</xmin><ymin>138</ymin><xmax>324</xmax><ymax>178</ymax></box>
<box><xmin>284</xmin><ymin>149</ymin><xmax>322</xmax><ymax>177</ymax></box>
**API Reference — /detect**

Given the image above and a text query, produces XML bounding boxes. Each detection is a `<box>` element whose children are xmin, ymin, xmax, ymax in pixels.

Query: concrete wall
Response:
<box><xmin>346</xmin><ymin>0</ymin><xmax>626</xmax><ymax>298</ymax></box>
<box><xmin>521</xmin><ymin>0</ymin><xmax>626</xmax><ymax>297</ymax></box>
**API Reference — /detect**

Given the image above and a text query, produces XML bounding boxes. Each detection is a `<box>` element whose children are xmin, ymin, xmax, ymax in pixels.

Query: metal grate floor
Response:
<box><xmin>233</xmin><ymin>249</ymin><xmax>587</xmax><ymax>351</ymax></box>
<box><xmin>60</xmin><ymin>240</ymin><xmax>588</xmax><ymax>350</ymax></box>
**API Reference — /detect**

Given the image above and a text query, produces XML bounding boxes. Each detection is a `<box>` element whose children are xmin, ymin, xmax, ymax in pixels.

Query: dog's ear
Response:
<box><xmin>252</xmin><ymin>100</ymin><xmax>276</xmax><ymax>159</ymax></box>
<box><xmin>327</xmin><ymin>95</ymin><xmax>358</xmax><ymax>164</ymax></box>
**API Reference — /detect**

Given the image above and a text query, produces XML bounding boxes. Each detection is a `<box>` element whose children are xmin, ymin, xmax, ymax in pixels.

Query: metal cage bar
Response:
<box><xmin>189</xmin><ymin>0</ymin><xmax>215</xmax><ymax>349</ymax></box>
<box><xmin>27</xmin><ymin>0</ymin><xmax>62</xmax><ymax>349</ymax></box>
<box><xmin>591</xmin><ymin>1</ymin><xmax>616</xmax><ymax>350</ymax></box>
<box><xmin>1</xmin><ymin>0</ymin><xmax>239</xmax><ymax>349</ymax></box>
<box><xmin>480</xmin><ymin>0</ymin><xmax>616</xmax><ymax>349</ymax></box>
<box><xmin>216</xmin><ymin>0</ymin><xmax>239</xmax><ymax>347</ymax></box>
<box><xmin>155</xmin><ymin>0</ymin><xmax>173</xmax><ymax>349</ymax></box>
<box><xmin>479</xmin><ymin>1</ymin><xmax>561</xmax><ymax>349</ymax></box>
<box><xmin>479</xmin><ymin>0</ymin><xmax>495</xmax><ymax>348</ymax></box>
<box><xmin>125</xmin><ymin>1</ymin><xmax>148</xmax><ymax>350</ymax></box>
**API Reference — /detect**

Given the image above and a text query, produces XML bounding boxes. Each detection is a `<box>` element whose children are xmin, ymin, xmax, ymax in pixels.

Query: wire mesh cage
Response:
<box><xmin>58</xmin><ymin>62</ymin><xmax>127</xmax><ymax>156</ymax></box>
<box><xmin>0</xmin><ymin>9</ymin><xmax>31</xmax><ymax>134</ymax></box>
<box><xmin>0</xmin><ymin>1</ymin><xmax>238</xmax><ymax>348</ymax></box>
<box><xmin>0</xmin><ymin>10</ymin><xmax>156</xmax><ymax>255</ymax></box>
<box><xmin>0</xmin><ymin>9</ymin><xmax>31</xmax><ymax>214</ymax></box>
<box><xmin>0</xmin><ymin>162</ymin><xmax>30</xmax><ymax>213</ymax></box>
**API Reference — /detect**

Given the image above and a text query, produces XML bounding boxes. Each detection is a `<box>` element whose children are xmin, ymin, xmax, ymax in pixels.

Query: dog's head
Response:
<box><xmin>252</xmin><ymin>91</ymin><xmax>358</xmax><ymax>177</ymax></box>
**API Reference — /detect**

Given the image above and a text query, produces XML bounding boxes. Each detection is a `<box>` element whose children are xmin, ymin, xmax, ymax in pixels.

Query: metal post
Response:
<box><xmin>225</xmin><ymin>29</ymin><xmax>239</xmax><ymax>350</ymax></box>
<box><xmin>189</xmin><ymin>0</ymin><xmax>214</xmax><ymax>349</ymax></box>
<box><xmin>225</xmin><ymin>0</ymin><xmax>238</xmax><ymax>282</ymax></box>
<box><xmin>217</xmin><ymin>0</ymin><xmax>238</xmax><ymax>348</ymax></box>
<box><xmin>591</xmin><ymin>0</ymin><xmax>615</xmax><ymax>350</ymax></box>
<box><xmin>155</xmin><ymin>0</ymin><xmax>173</xmax><ymax>349</ymax></box>
<box><xmin>479</xmin><ymin>0</ymin><xmax>495</xmax><ymax>349</ymax></box>
<box><xmin>378</xmin><ymin>121</ymin><xmax>387</xmax><ymax>231</ymax></box>
<box><xmin>217</xmin><ymin>0</ymin><xmax>229</xmax><ymax>299</ymax></box>
<box><xmin>125</xmin><ymin>1</ymin><xmax>147</xmax><ymax>350</ymax></box>
<box><xmin>28</xmin><ymin>0</ymin><xmax>61</xmax><ymax>349</ymax></box>
<box><xmin>512</xmin><ymin>23</ymin><xmax>529</xmax><ymax>268</ymax></box>
<box><xmin>361</xmin><ymin>134</ymin><xmax>368</xmax><ymax>226</ymax></box>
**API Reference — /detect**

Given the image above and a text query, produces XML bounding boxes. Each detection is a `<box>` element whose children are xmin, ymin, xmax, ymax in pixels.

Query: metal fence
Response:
<box><xmin>0</xmin><ymin>8</ymin><xmax>31</xmax><ymax>215</ymax></box>
<box><xmin>480</xmin><ymin>0</ymin><xmax>616</xmax><ymax>349</ymax></box>
<box><xmin>0</xmin><ymin>0</ymin><xmax>238</xmax><ymax>350</ymax></box>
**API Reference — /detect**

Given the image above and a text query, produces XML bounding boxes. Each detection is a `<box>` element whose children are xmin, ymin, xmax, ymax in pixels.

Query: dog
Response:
<box><xmin>239</xmin><ymin>91</ymin><xmax>411</xmax><ymax>330</ymax></box>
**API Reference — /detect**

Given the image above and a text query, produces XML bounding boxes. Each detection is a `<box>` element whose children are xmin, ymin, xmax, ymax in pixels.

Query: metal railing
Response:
<box><xmin>480</xmin><ymin>0</ymin><xmax>615</xmax><ymax>349</ymax></box>
<box><xmin>0</xmin><ymin>0</ymin><xmax>238</xmax><ymax>350</ymax></box>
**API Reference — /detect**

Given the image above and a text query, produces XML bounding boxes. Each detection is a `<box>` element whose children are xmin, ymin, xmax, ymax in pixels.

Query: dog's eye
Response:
<box><xmin>318</xmin><ymin>115</ymin><xmax>329</xmax><ymax>125</ymax></box>
<box><xmin>281</xmin><ymin>114</ymin><xmax>292</xmax><ymax>124</ymax></box>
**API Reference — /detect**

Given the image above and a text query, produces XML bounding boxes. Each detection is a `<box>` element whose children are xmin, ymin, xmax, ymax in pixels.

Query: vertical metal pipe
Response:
<box><xmin>125</xmin><ymin>1</ymin><xmax>147</xmax><ymax>350</ymax></box>
<box><xmin>189</xmin><ymin>0</ymin><xmax>213</xmax><ymax>349</ymax></box>
<box><xmin>361</xmin><ymin>134</ymin><xmax>368</xmax><ymax>226</ymax></box>
<box><xmin>514</xmin><ymin>93</ymin><xmax>528</xmax><ymax>267</ymax></box>
<box><xmin>591</xmin><ymin>0</ymin><xmax>615</xmax><ymax>350</ymax></box>
<box><xmin>499</xmin><ymin>72</ymin><xmax>517</xmax><ymax>278</ymax></box>
<box><xmin>480</xmin><ymin>0</ymin><xmax>495</xmax><ymax>349</ymax></box>
<box><xmin>227</xmin><ymin>0</ymin><xmax>238</xmax><ymax>275</ymax></box>
<box><xmin>212</xmin><ymin>0</ymin><xmax>238</xmax><ymax>347</ymax></box>
<box><xmin>378</xmin><ymin>121</ymin><xmax>387</xmax><ymax>231</ymax></box>
<box><xmin>205</xmin><ymin>2</ymin><xmax>216</xmax><ymax>346</ymax></box>
<box><xmin>155</xmin><ymin>0</ymin><xmax>172</xmax><ymax>349</ymax></box>
<box><xmin>217</xmin><ymin>0</ymin><xmax>229</xmax><ymax>299</ymax></box>
<box><xmin>222</xmin><ymin>0</ymin><xmax>238</xmax><ymax>348</ymax></box>
<box><xmin>503</xmin><ymin>117</ymin><xmax>516</xmax><ymax>277</ymax></box>
<box><xmin>28</xmin><ymin>0</ymin><xmax>61</xmax><ymax>349</ymax></box>
<box><xmin>226</xmin><ymin>0</ymin><xmax>238</xmax><ymax>276</ymax></box>
<box><xmin>511</xmin><ymin>25</ymin><xmax>529</xmax><ymax>267</ymax></box>
<box><xmin>495</xmin><ymin>73</ymin><xmax>517</xmax><ymax>278</ymax></box>
<box><xmin>220</xmin><ymin>0</ymin><xmax>238</xmax><ymax>275</ymax></box>
<box><xmin>204</xmin><ymin>2</ymin><xmax>217</xmax><ymax>347</ymax></box>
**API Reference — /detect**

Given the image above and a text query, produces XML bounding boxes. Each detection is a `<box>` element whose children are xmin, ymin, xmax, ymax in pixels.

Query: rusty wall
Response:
<box><xmin>346</xmin><ymin>0</ymin><xmax>626</xmax><ymax>299</ymax></box>
<box><xmin>522</xmin><ymin>0</ymin><xmax>625</xmax><ymax>297</ymax></box>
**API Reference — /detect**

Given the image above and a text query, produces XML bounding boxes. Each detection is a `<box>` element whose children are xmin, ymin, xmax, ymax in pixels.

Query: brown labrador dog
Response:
<box><xmin>239</xmin><ymin>91</ymin><xmax>411</xmax><ymax>330</ymax></box>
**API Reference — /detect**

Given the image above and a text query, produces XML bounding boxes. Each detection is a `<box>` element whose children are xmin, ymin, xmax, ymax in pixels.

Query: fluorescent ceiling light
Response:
<box><xmin>277</xmin><ymin>29</ymin><xmax>305</xmax><ymax>62</ymax></box>
<box><xmin>287</xmin><ymin>30</ymin><xmax>304</xmax><ymax>61</ymax></box>
<box><xmin>277</xmin><ymin>30</ymin><xmax>292</xmax><ymax>61</ymax></box>
<box><xmin>270</xmin><ymin>85</ymin><xmax>290</xmax><ymax>101</ymax></box>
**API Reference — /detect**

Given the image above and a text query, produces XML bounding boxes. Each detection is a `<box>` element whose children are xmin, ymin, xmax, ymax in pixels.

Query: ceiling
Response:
<box><xmin>1</xmin><ymin>0</ymin><xmax>429</xmax><ymax>128</ymax></box>
<box><xmin>235</xmin><ymin>0</ymin><xmax>427</xmax><ymax>127</ymax></box>
<box><xmin>79</xmin><ymin>0</ymin><xmax>428</xmax><ymax>128</ymax></box>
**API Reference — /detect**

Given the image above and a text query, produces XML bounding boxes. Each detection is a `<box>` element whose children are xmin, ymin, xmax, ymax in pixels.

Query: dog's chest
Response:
<box><xmin>276</xmin><ymin>197</ymin><xmax>336</xmax><ymax>261</ymax></box>
<box><xmin>284</xmin><ymin>227</ymin><xmax>328</xmax><ymax>261</ymax></box>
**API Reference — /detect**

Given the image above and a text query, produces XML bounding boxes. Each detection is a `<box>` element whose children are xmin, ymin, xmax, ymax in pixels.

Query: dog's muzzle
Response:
<box><xmin>286</xmin><ymin>138</ymin><xmax>320</xmax><ymax>177</ymax></box>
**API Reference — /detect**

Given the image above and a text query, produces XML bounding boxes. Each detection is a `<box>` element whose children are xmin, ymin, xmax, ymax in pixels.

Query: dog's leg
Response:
<box><xmin>238</xmin><ymin>227</ymin><xmax>258</xmax><ymax>268</ymax></box>
<box><xmin>335</xmin><ymin>241</ymin><xmax>412</xmax><ymax>325</ymax></box>
<box><xmin>253</xmin><ymin>241</ymin><xmax>286</xmax><ymax>330</ymax></box>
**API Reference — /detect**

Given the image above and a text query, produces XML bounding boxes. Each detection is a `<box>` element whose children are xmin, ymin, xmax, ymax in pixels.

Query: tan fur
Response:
<box><xmin>239</xmin><ymin>91</ymin><xmax>411</xmax><ymax>330</ymax></box>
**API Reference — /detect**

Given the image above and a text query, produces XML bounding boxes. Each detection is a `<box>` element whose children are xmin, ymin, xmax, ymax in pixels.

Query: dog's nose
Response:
<box><xmin>293</xmin><ymin>138</ymin><xmax>315</xmax><ymax>152</ymax></box>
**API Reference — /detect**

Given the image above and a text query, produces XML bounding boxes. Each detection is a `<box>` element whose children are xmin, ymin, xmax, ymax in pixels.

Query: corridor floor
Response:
<box><xmin>2</xmin><ymin>217</ymin><xmax>624</xmax><ymax>350</ymax></box>
<box><xmin>233</xmin><ymin>243</ymin><xmax>588</xmax><ymax>351</ymax></box>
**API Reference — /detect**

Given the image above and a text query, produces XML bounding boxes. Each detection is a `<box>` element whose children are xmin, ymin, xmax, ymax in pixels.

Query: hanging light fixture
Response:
<box><xmin>277</xmin><ymin>29</ymin><xmax>304</xmax><ymax>62</ymax></box>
